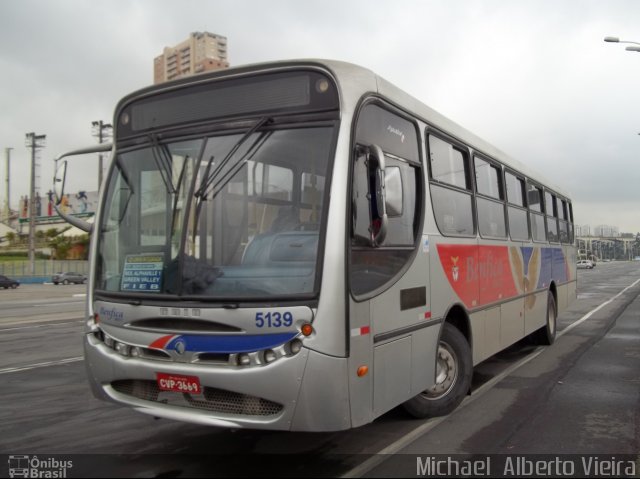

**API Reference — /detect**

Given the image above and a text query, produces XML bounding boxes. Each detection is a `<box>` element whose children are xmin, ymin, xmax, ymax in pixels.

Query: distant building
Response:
<box><xmin>594</xmin><ymin>225</ymin><xmax>619</xmax><ymax>237</ymax></box>
<box><xmin>154</xmin><ymin>32</ymin><xmax>229</xmax><ymax>84</ymax></box>
<box><xmin>575</xmin><ymin>224</ymin><xmax>591</xmax><ymax>237</ymax></box>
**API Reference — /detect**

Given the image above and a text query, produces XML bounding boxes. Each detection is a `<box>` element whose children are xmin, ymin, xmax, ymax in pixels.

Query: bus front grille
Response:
<box><xmin>111</xmin><ymin>380</ymin><xmax>283</xmax><ymax>416</ymax></box>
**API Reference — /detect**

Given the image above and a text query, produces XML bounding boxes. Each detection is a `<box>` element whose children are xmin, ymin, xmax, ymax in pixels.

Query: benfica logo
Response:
<box><xmin>451</xmin><ymin>256</ymin><xmax>460</xmax><ymax>282</ymax></box>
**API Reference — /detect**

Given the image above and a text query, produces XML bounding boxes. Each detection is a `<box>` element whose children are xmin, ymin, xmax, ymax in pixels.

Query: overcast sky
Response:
<box><xmin>1</xmin><ymin>0</ymin><xmax>639</xmax><ymax>232</ymax></box>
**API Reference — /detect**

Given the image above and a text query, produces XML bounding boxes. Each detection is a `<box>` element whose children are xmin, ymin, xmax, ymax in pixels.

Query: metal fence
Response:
<box><xmin>0</xmin><ymin>260</ymin><xmax>89</xmax><ymax>282</ymax></box>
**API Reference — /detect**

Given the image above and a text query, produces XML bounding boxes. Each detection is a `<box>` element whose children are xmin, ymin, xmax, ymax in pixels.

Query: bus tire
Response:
<box><xmin>534</xmin><ymin>291</ymin><xmax>557</xmax><ymax>346</ymax></box>
<box><xmin>403</xmin><ymin>323</ymin><xmax>472</xmax><ymax>419</ymax></box>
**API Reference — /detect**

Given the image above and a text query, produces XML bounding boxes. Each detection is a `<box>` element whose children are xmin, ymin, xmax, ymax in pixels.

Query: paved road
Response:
<box><xmin>1</xmin><ymin>263</ymin><xmax>638</xmax><ymax>477</ymax></box>
<box><xmin>0</xmin><ymin>283</ymin><xmax>87</xmax><ymax>325</ymax></box>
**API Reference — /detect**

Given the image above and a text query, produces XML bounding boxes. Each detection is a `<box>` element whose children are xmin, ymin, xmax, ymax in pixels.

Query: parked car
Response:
<box><xmin>52</xmin><ymin>272</ymin><xmax>86</xmax><ymax>285</ymax></box>
<box><xmin>577</xmin><ymin>260</ymin><xmax>595</xmax><ymax>270</ymax></box>
<box><xmin>0</xmin><ymin>275</ymin><xmax>20</xmax><ymax>289</ymax></box>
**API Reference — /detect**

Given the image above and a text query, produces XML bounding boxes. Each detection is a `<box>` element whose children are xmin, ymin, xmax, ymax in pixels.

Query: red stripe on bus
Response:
<box><xmin>149</xmin><ymin>335</ymin><xmax>175</xmax><ymax>350</ymax></box>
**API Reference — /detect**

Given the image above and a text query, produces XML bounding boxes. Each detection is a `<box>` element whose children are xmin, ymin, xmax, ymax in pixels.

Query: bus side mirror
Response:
<box><xmin>54</xmin><ymin>160</ymin><xmax>67</xmax><ymax>206</ymax></box>
<box><xmin>51</xmin><ymin>143</ymin><xmax>113</xmax><ymax>234</ymax></box>
<box><xmin>368</xmin><ymin>144</ymin><xmax>388</xmax><ymax>247</ymax></box>
<box><xmin>384</xmin><ymin>166</ymin><xmax>403</xmax><ymax>217</ymax></box>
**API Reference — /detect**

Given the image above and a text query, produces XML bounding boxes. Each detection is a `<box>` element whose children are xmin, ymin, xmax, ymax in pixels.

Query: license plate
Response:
<box><xmin>156</xmin><ymin>373</ymin><xmax>202</xmax><ymax>395</ymax></box>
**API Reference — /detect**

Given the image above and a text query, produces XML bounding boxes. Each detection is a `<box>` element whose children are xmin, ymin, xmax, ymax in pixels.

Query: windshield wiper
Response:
<box><xmin>208</xmin><ymin>131</ymin><xmax>272</xmax><ymax>202</ymax></box>
<box><xmin>194</xmin><ymin>116</ymin><xmax>272</xmax><ymax>199</ymax></box>
<box><xmin>168</xmin><ymin>154</ymin><xmax>192</xmax><ymax>235</ymax></box>
<box><xmin>149</xmin><ymin>134</ymin><xmax>176</xmax><ymax>194</ymax></box>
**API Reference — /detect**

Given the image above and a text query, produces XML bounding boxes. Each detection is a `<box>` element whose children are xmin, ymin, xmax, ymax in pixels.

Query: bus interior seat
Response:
<box><xmin>242</xmin><ymin>231</ymin><xmax>318</xmax><ymax>265</ymax></box>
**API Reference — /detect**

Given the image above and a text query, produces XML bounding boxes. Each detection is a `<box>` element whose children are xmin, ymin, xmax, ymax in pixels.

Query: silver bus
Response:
<box><xmin>55</xmin><ymin>59</ymin><xmax>577</xmax><ymax>431</ymax></box>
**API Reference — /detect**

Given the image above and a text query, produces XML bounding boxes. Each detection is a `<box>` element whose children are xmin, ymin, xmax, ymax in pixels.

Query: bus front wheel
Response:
<box><xmin>403</xmin><ymin>323</ymin><xmax>472</xmax><ymax>418</ymax></box>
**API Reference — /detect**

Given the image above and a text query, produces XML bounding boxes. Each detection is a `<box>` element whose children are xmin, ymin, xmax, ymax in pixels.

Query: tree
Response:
<box><xmin>48</xmin><ymin>235</ymin><xmax>72</xmax><ymax>260</ymax></box>
<box><xmin>5</xmin><ymin>231</ymin><xmax>16</xmax><ymax>246</ymax></box>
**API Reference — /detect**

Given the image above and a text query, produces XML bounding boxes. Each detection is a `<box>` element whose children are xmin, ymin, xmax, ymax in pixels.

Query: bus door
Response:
<box><xmin>348</xmin><ymin>103</ymin><xmax>437</xmax><ymax>425</ymax></box>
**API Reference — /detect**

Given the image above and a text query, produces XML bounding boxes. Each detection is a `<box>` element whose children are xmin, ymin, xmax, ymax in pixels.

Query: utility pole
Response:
<box><xmin>25</xmin><ymin>132</ymin><xmax>46</xmax><ymax>275</ymax></box>
<box><xmin>3</xmin><ymin>147</ymin><xmax>12</xmax><ymax>222</ymax></box>
<box><xmin>92</xmin><ymin>120</ymin><xmax>112</xmax><ymax>188</ymax></box>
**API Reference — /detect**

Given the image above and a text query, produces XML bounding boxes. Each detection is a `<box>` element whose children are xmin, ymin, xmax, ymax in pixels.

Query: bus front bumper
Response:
<box><xmin>84</xmin><ymin>333</ymin><xmax>352</xmax><ymax>431</ymax></box>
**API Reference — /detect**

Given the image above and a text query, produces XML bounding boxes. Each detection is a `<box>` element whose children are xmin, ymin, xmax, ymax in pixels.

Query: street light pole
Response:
<box><xmin>92</xmin><ymin>120</ymin><xmax>112</xmax><ymax>188</ymax></box>
<box><xmin>604</xmin><ymin>36</ymin><xmax>640</xmax><ymax>52</ymax></box>
<box><xmin>604</xmin><ymin>36</ymin><xmax>640</xmax><ymax>45</ymax></box>
<box><xmin>25</xmin><ymin>132</ymin><xmax>46</xmax><ymax>275</ymax></box>
<box><xmin>4</xmin><ymin>147</ymin><xmax>12</xmax><ymax>222</ymax></box>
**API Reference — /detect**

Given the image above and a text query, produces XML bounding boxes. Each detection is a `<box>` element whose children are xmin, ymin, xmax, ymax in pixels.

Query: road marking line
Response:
<box><xmin>0</xmin><ymin>320</ymin><xmax>84</xmax><ymax>332</ymax></box>
<box><xmin>341</xmin><ymin>277</ymin><xmax>640</xmax><ymax>478</ymax></box>
<box><xmin>0</xmin><ymin>357</ymin><xmax>83</xmax><ymax>375</ymax></box>
<box><xmin>558</xmin><ymin>277</ymin><xmax>640</xmax><ymax>338</ymax></box>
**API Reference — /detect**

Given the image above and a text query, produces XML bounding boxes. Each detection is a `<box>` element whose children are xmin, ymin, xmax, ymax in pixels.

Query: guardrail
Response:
<box><xmin>0</xmin><ymin>260</ymin><xmax>89</xmax><ymax>283</ymax></box>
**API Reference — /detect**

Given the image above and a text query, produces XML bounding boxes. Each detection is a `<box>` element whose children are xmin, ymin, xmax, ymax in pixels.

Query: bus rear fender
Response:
<box><xmin>441</xmin><ymin>303</ymin><xmax>472</xmax><ymax>394</ymax></box>
<box><xmin>442</xmin><ymin>304</ymin><xmax>471</xmax><ymax>349</ymax></box>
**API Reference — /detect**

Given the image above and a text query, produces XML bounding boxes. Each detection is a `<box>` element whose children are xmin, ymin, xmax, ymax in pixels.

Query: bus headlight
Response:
<box><xmin>263</xmin><ymin>349</ymin><xmax>277</xmax><ymax>364</ymax></box>
<box><xmin>237</xmin><ymin>353</ymin><xmax>251</xmax><ymax>366</ymax></box>
<box><xmin>104</xmin><ymin>335</ymin><xmax>115</xmax><ymax>349</ymax></box>
<box><xmin>288</xmin><ymin>339</ymin><xmax>303</xmax><ymax>355</ymax></box>
<box><xmin>115</xmin><ymin>342</ymin><xmax>131</xmax><ymax>357</ymax></box>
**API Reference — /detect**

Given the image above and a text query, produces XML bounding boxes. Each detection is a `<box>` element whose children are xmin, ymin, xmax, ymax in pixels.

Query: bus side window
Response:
<box><xmin>428</xmin><ymin>135</ymin><xmax>474</xmax><ymax>237</ymax></box>
<box><xmin>505</xmin><ymin>171</ymin><xmax>529</xmax><ymax>241</ymax></box>
<box><xmin>528</xmin><ymin>182</ymin><xmax>546</xmax><ymax>242</ymax></box>
<box><xmin>545</xmin><ymin>191</ymin><xmax>559</xmax><ymax>243</ymax></box>
<box><xmin>559</xmin><ymin>199</ymin><xmax>570</xmax><ymax>244</ymax></box>
<box><xmin>475</xmin><ymin>156</ymin><xmax>506</xmax><ymax>239</ymax></box>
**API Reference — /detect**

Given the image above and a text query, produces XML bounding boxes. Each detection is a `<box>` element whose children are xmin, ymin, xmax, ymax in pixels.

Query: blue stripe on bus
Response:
<box><xmin>165</xmin><ymin>333</ymin><xmax>298</xmax><ymax>354</ymax></box>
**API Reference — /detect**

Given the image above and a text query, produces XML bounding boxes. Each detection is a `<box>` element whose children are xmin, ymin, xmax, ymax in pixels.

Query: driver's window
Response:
<box><xmin>350</xmin><ymin>102</ymin><xmax>421</xmax><ymax>298</ymax></box>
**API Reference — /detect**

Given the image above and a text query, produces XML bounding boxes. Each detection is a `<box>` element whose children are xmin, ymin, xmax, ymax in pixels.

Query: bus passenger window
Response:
<box><xmin>558</xmin><ymin>198</ymin><xmax>570</xmax><ymax>243</ymax></box>
<box><xmin>545</xmin><ymin>191</ymin><xmax>559</xmax><ymax>243</ymax></box>
<box><xmin>429</xmin><ymin>136</ymin><xmax>469</xmax><ymax>189</ymax></box>
<box><xmin>474</xmin><ymin>157</ymin><xmax>502</xmax><ymax>200</ymax></box>
<box><xmin>477</xmin><ymin>197</ymin><xmax>506</xmax><ymax>238</ymax></box>
<box><xmin>505</xmin><ymin>172</ymin><xmax>525</xmax><ymax>207</ymax></box>
<box><xmin>527</xmin><ymin>184</ymin><xmax>543</xmax><ymax>212</ymax></box>
<box><xmin>531</xmin><ymin>212</ymin><xmax>546</xmax><ymax>242</ymax></box>
<box><xmin>475</xmin><ymin>156</ymin><xmax>506</xmax><ymax>239</ymax></box>
<box><xmin>505</xmin><ymin>172</ymin><xmax>529</xmax><ymax>241</ymax></box>
<box><xmin>428</xmin><ymin>135</ymin><xmax>474</xmax><ymax>237</ymax></box>
<box><xmin>431</xmin><ymin>184</ymin><xmax>474</xmax><ymax>236</ymax></box>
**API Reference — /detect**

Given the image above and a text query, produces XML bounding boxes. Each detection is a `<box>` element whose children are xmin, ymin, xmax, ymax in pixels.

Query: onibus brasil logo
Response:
<box><xmin>8</xmin><ymin>455</ymin><xmax>73</xmax><ymax>478</ymax></box>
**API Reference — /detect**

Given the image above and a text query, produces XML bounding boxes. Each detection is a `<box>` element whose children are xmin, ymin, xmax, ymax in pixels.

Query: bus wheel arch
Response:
<box><xmin>402</xmin><ymin>308</ymin><xmax>473</xmax><ymax>419</ymax></box>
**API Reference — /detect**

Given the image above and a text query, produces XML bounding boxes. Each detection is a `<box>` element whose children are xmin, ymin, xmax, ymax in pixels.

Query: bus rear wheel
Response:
<box><xmin>533</xmin><ymin>291</ymin><xmax>557</xmax><ymax>346</ymax></box>
<box><xmin>403</xmin><ymin>323</ymin><xmax>472</xmax><ymax>418</ymax></box>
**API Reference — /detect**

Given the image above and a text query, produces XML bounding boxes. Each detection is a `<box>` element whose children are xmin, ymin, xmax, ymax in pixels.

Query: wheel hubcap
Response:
<box><xmin>423</xmin><ymin>341</ymin><xmax>458</xmax><ymax>400</ymax></box>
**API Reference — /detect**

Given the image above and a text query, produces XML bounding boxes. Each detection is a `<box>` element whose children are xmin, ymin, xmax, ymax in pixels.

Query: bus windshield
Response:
<box><xmin>97</xmin><ymin>124</ymin><xmax>334</xmax><ymax>300</ymax></box>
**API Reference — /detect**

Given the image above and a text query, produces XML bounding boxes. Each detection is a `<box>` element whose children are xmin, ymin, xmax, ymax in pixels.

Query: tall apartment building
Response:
<box><xmin>154</xmin><ymin>32</ymin><xmax>229</xmax><ymax>84</ymax></box>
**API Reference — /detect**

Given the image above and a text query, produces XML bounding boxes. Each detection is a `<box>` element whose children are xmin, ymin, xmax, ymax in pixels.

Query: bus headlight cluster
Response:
<box><xmin>233</xmin><ymin>338</ymin><xmax>305</xmax><ymax>367</ymax></box>
<box><xmin>97</xmin><ymin>330</ymin><xmax>140</xmax><ymax>358</ymax></box>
